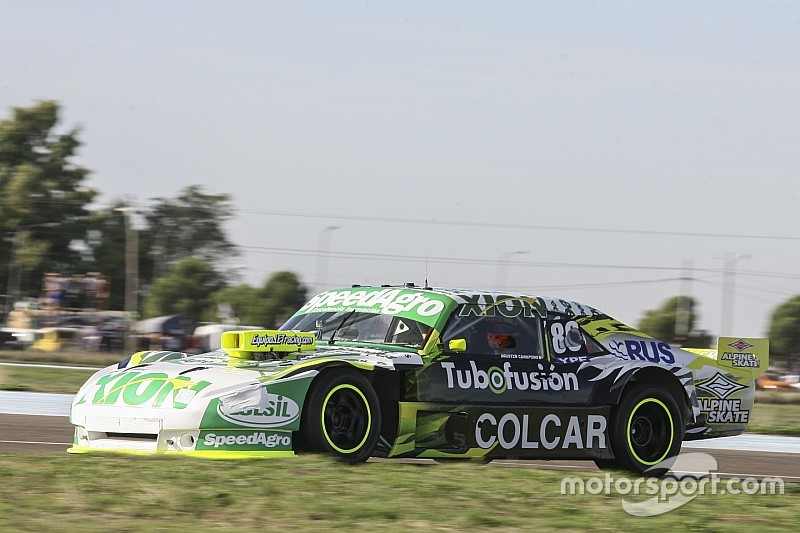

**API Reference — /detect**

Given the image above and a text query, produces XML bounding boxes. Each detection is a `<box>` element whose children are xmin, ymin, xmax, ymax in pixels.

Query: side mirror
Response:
<box><xmin>448</xmin><ymin>339</ymin><xmax>467</xmax><ymax>352</ymax></box>
<box><xmin>566</xmin><ymin>327</ymin><xmax>583</xmax><ymax>348</ymax></box>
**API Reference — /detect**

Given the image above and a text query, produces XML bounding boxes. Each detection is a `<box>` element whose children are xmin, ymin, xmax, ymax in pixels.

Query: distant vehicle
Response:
<box><xmin>135</xmin><ymin>315</ymin><xmax>197</xmax><ymax>351</ymax></box>
<box><xmin>756</xmin><ymin>370</ymin><xmax>800</xmax><ymax>391</ymax></box>
<box><xmin>0</xmin><ymin>327</ymin><xmax>36</xmax><ymax>349</ymax></box>
<box><xmin>70</xmin><ymin>285</ymin><xmax>769</xmax><ymax>476</ymax></box>
<box><xmin>193</xmin><ymin>324</ymin><xmax>263</xmax><ymax>353</ymax></box>
<box><xmin>0</xmin><ymin>329</ymin><xmax>14</xmax><ymax>349</ymax></box>
<box><xmin>31</xmin><ymin>327</ymin><xmax>91</xmax><ymax>352</ymax></box>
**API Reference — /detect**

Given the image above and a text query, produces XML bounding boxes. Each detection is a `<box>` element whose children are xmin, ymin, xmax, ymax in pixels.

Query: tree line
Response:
<box><xmin>0</xmin><ymin>100</ymin><xmax>305</xmax><ymax>328</ymax></box>
<box><xmin>1</xmin><ymin>101</ymin><xmax>799</xmax><ymax>357</ymax></box>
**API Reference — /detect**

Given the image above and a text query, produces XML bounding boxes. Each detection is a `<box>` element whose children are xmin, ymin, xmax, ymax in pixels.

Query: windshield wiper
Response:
<box><xmin>328</xmin><ymin>310</ymin><xmax>356</xmax><ymax>345</ymax></box>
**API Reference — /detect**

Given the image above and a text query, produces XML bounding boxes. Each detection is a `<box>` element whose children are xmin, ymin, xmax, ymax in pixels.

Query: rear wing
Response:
<box><xmin>715</xmin><ymin>337</ymin><xmax>769</xmax><ymax>377</ymax></box>
<box><xmin>685</xmin><ymin>337</ymin><xmax>769</xmax><ymax>377</ymax></box>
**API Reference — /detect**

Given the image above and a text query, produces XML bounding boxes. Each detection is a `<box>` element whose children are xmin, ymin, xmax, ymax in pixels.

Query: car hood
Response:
<box><xmin>72</xmin><ymin>344</ymin><xmax>423</xmax><ymax>411</ymax></box>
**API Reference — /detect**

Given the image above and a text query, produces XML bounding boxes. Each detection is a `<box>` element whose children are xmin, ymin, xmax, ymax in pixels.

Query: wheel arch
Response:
<box><xmin>295</xmin><ymin>361</ymin><xmax>400</xmax><ymax>454</ymax></box>
<box><xmin>616</xmin><ymin>367</ymin><xmax>692</xmax><ymax>428</ymax></box>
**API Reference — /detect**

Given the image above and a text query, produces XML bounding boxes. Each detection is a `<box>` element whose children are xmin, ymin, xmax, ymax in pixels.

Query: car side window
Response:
<box><xmin>442</xmin><ymin>305</ymin><xmax>543</xmax><ymax>358</ymax></box>
<box><xmin>545</xmin><ymin>316</ymin><xmax>607</xmax><ymax>360</ymax></box>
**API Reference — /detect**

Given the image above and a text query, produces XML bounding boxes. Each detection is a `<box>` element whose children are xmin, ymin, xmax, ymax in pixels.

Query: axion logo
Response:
<box><xmin>441</xmin><ymin>361</ymin><xmax>579</xmax><ymax>393</ymax></box>
<box><xmin>89</xmin><ymin>371</ymin><xmax>211</xmax><ymax>408</ymax></box>
<box><xmin>457</xmin><ymin>295</ymin><xmax>547</xmax><ymax>318</ymax></box>
<box><xmin>217</xmin><ymin>394</ymin><xmax>300</xmax><ymax>428</ymax></box>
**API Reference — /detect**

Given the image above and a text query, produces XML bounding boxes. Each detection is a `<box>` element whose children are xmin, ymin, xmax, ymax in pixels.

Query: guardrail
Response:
<box><xmin>0</xmin><ymin>362</ymin><xmax>102</xmax><ymax>371</ymax></box>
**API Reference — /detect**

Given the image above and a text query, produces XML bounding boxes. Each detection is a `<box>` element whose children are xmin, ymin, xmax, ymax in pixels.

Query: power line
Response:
<box><xmin>240</xmin><ymin>245</ymin><xmax>688</xmax><ymax>271</ymax></box>
<box><xmin>238</xmin><ymin>208</ymin><xmax>800</xmax><ymax>242</ymax></box>
<box><xmin>240</xmin><ymin>244</ymin><xmax>800</xmax><ymax>283</ymax></box>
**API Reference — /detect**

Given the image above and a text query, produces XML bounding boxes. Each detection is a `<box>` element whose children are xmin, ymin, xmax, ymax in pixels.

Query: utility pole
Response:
<box><xmin>716</xmin><ymin>252</ymin><xmax>751</xmax><ymax>336</ymax></box>
<box><xmin>315</xmin><ymin>225</ymin><xmax>340</xmax><ymax>292</ymax></box>
<box><xmin>116</xmin><ymin>205</ymin><xmax>140</xmax><ymax>354</ymax></box>
<box><xmin>675</xmin><ymin>258</ymin><xmax>694</xmax><ymax>344</ymax></box>
<box><xmin>495</xmin><ymin>250</ymin><xmax>529</xmax><ymax>289</ymax></box>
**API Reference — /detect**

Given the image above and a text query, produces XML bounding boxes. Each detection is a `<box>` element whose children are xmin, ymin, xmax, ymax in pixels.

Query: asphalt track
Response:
<box><xmin>1</xmin><ymin>397</ymin><xmax>798</xmax><ymax>481</ymax></box>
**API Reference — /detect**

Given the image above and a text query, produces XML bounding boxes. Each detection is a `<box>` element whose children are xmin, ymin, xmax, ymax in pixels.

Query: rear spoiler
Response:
<box><xmin>685</xmin><ymin>337</ymin><xmax>769</xmax><ymax>378</ymax></box>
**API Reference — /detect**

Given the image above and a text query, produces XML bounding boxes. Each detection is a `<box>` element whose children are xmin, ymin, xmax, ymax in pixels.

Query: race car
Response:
<box><xmin>69</xmin><ymin>285</ymin><xmax>769</xmax><ymax>475</ymax></box>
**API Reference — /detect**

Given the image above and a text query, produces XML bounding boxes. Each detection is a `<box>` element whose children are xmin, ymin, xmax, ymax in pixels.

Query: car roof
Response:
<box><xmin>343</xmin><ymin>284</ymin><xmax>605</xmax><ymax>317</ymax></box>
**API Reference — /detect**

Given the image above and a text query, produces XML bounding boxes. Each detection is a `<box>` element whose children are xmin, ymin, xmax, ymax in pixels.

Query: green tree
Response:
<box><xmin>83</xmin><ymin>187</ymin><xmax>239</xmax><ymax>311</ymax></box>
<box><xmin>141</xmin><ymin>257</ymin><xmax>224</xmax><ymax>321</ymax></box>
<box><xmin>143</xmin><ymin>185</ymin><xmax>238</xmax><ymax>284</ymax></box>
<box><xmin>0</xmin><ymin>101</ymin><xmax>96</xmax><ymax>303</ymax></box>
<box><xmin>212</xmin><ymin>271</ymin><xmax>307</xmax><ymax>328</ymax></box>
<box><xmin>212</xmin><ymin>284</ymin><xmax>266</xmax><ymax>326</ymax></box>
<box><xmin>768</xmin><ymin>295</ymin><xmax>800</xmax><ymax>360</ymax></box>
<box><xmin>261</xmin><ymin>271</ymin><xmax>307</xmax><ymax>328</ymax></box>
<box><xmin>81</xmin><ymin>205</ymin><xmax>128</xmax><ymax>310</ymax></box>
<box><xmin>638</xmin><ymin>296</ymin><xmax>712</xmax><ymax>348</ymax></box>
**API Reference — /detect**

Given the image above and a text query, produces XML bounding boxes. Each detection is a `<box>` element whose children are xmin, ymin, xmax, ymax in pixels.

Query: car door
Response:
<box><xmin>415</xmin><ymin>303</ymin><xmax>577</xmax><ymax>405</ymax></box>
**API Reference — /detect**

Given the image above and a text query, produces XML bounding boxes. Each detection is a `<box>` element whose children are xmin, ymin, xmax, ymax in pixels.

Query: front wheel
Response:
<box><xmin>606</xmin><ymin>383</ymin><xmax>684</xmax><ymax>477</ymax></box>
<box><xmin>302</xmin><ymin>370</ymin><xmax>381</xmax><ymax>463</ymax></box>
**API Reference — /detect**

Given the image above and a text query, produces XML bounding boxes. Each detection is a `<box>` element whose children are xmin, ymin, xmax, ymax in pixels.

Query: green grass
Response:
<box><xmin>0</xmin><ymin>349</ymin><xmax>124</xmax><ymax>367</ymax></box>
<box><xmin>756</xmin><ymin>391</ymin><xmax>800</xmax><ymax>405</ymax></box>
<box><xmin>0</xmin><ymin>454</ymin><xmax>796</xmax><ymax>532</ymax></box>
<box><xmin>0</xmin><ymin>365</ymin><xmax>98</xmax><ymax>393</ymax></box>
<box><xmin>749</xmin><ymin>402</ymin><xmax>800</xmax><ymax>436</ymax></box>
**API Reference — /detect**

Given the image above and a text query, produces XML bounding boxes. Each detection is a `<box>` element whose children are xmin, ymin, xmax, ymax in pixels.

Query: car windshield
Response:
<box><xmin>281</xmin><ymin>311</ymin><xmax>431</xmax><ymax>348</ymax></box>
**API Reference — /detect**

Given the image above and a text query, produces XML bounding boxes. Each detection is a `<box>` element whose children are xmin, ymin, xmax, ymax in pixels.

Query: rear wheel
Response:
<box><xmin>605</xmin><ymin>383</ymin><xmax>684</xmax><ymax>477</ymax></box>
<box><xmin>302</xmin><ymin>370</ymin><xmax>381</xmax><ymax>463</ymax></box>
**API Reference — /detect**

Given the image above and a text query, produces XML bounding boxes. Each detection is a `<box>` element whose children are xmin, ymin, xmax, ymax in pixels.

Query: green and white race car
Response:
<box><xmin>70</xmin><ymin>285</ymin><xmax>768</xmax><ymax>475</ymax></box>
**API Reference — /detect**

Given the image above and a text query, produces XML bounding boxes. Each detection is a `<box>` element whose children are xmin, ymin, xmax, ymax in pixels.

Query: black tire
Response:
<box><xmin>302</xmin><ymin>370</ymin><xmax>381</xmax><ymax>463</ymax></box>
<box><xmin>606</xmin><ymin>383</ymin><xmax>684</xmax><ymax>477</ymax></box>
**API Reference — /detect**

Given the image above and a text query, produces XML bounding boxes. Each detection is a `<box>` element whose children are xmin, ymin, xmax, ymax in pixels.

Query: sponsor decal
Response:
<box><xmin>89</xmin><ymin>371</ymin><xmax>210</xmax><ymax>408</ymax></box>
<box><xmin>719</xmin><ymin>352</ymin><xmax>760</xmax><ymax>368</ymax></box>
<box><xmin>555</xmin><ymin>356</ymin><xmax>589</xmax><ymax>364</ymax></box>
<box><xmin>297</xmin><ymin>288</ymin><xmax>449</xmax><ymax>324</ymax></box>
<box><xmin>476</xmin><ymin>412</ymin><xmax>607</xmax><ymax>450</ymax></box>
<box><xmin>698</xmin><ymin>398</ymin><xmax>749</xmax><ymax>423</ymax></box>
<box><xmin>457</xmin><ymin>295</ymin><xmax>548</xmax><ymax>318</ymax></box>
<box><xmin>696</xmin><ymin>372</ymin><xmax>749</xmax><ymax>424</ymax></box>
<box><xmin>729</xmin><ymin>339</ymin><xmax>754</xmax><ymax>352</ymax></box>
<box><xmin>217</xmin><ymin>394</ymin><xmax>300</xmax><ymax>428</ymax></box>
<box><xmin>251</xmin><ymin>332</ymin><xmax>314</xmax><ymax>349</ymax></box>
<box><xmin>500</xmin><ymin>353</ymin><xmax>546</xmax><ymax>360</ymax></box>
<box><xmin>696</xmin><ymin>372</ymin><xmax>746</xmax><ymax>399</ymax></box>
<box><xmin>609</xmin><ymin>339</ymin><xmax>675</xmax><ymax>364</ymax></box>
<box><xmin>441</xmin><ymin>361</ymin><xmax>579</xmax><ymax>393</ymax></box>
<box><xmin>198</xmin><ymin>430</ymin><xmax>292</xmax><ymax>450</ymax></box>
<box><xmin>717</xmin><ymin>339</ymin><xmax>760</xmax><ymax>368</ymax></box>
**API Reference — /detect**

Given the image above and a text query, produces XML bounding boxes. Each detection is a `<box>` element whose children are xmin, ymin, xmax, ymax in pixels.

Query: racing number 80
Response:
<box><xmin>550</xmin><ymin>321</ymin><xmax>582</xmax><ymax>354</ymax></box>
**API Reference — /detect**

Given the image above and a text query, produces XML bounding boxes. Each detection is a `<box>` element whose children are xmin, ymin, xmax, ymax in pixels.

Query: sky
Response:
<box><xmin>2</xmin><ymin>1</ymin><xmax>799</xmax><ymax>338</ymax></box>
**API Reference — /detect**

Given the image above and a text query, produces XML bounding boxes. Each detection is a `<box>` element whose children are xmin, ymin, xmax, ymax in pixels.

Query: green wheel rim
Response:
<box><xmin>626</xmin><ymin>397</ymin><xmax>674</xmax><ymax>467</ymax></box>
<box><xmin>321</xmin><ymin>383</ymin><xmax>372</xmax><ymax>454</ymax></box>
